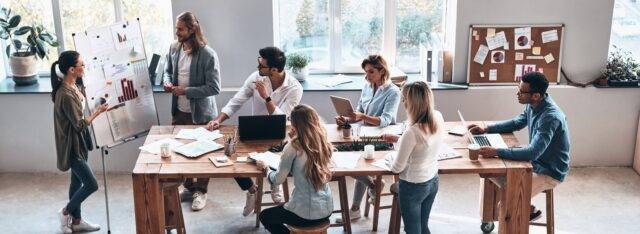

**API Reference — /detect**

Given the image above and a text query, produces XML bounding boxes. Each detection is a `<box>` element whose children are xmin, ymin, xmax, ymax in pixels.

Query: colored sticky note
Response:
<box><xmin>544</xmin><ymin>53</ymin><xmax>555</xmax><ymax>63</ymax></box>
<box><xmin>532</xmin><ymin>47</ymin><xmax>541</xmax><ymax>55</ymax></box>
<box><xmin>487</xmin><ymin>28</ymin><xmax>496</xmax><ymax>37</ymax></box>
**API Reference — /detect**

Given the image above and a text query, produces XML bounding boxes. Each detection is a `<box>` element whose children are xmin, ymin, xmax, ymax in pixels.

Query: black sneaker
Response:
<box><xmin>530</xmin><ymin>205</ymin><xmax>542</xmax><ymax>221</ymax></box>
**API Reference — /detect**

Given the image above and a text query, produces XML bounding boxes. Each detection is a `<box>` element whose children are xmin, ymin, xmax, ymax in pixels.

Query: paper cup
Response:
<box><xmin>364</xmin><ymin>144</ymin><xmax>375</xmax><ymax>159</ymax></box>
<box><xmin>468</xmin><ymin>143</ymin><xmax>480</xmax><ymax>161</ymax></box>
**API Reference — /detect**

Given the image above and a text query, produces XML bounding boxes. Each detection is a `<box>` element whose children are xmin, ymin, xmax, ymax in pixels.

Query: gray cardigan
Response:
<box><xmin>163</xmin><ymin>42</ymin><xmax>221</xmax><ymax>124</ymax></box>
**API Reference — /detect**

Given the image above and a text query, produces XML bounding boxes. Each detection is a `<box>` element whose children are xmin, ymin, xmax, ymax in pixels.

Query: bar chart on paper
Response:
<box><xmin>117</xmin><ymin>78</ymin><xmax>139</xmax><ymax>103</ymax></box>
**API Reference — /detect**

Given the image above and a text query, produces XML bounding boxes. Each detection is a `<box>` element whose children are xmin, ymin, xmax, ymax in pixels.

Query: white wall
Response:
<box><xmin>0</xmin><ymin>0</ymin><xmax>638</xmax><ymax>172</ymax></box>
<box><xmin>171</xmin><ymin>0</ymin><xmax>274</xmax><ymax>88</ymax></box>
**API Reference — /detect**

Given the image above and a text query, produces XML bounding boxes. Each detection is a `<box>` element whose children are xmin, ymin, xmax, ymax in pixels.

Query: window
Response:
<box><xmin>274</xmin><ymin>0</ymin><xmax>448</xmax><ymax>73</ymax></box>
<box><xmin>2</xmin><ymin>0</ymin><xmax>58</xmax><ymax>72</ymax></box>
<box><xmin>0</xmin><ymin>0</ymin><xmax>173</xmax><ymax>77</ymax></box>
<box><xmin>609</xmin><ymin>0</ymin><xmax>640</xmax><ymax>61</ymax></box>
<box><xmin>122</xmin><ymin>0</ymin><xmax>174</xmax><ymax>59</ymax></box>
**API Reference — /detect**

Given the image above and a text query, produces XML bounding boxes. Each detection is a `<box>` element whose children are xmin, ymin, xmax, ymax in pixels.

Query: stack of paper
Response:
<box><xmin>331</xmin><ymin>152</ymin><xmax>361</xmax><ymax>169</ymax></box>
<box><xmin>249</xmin><ymin>151</ymin><xmax>281</xmax><ymax>170</ymax></box>
<box><xmin>313</xmin><ymin>75</ymin><xmax>353</xmax><ymax>87</ymax></box>
<box><xmin>437</xmin><ymin>143</ymin><xmax>462</xmax><ymax>160</ymax></box>
<box><xmin>359</xmin><ymin>124</ymin><xmax>405</xmax><ymax>138</ymax></box>
<box><xmin>173</xmin><ymin>140</ymin><xmax>223</xmax><ymax>158</ymax></box>
<box><xmin>139</xmin><ymin>138</ymin><xmax>184</xmax><ymax>154</ymax></box>
<box><xmin>175</xmin><ymin>127</ymin><xmax>223</xmax><ymax>141</ymax></box>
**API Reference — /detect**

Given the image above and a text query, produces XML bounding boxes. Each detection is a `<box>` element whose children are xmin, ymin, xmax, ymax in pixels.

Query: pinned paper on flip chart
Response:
<box><xmin>526</xmin><ymin>56</ymin><xmax>544</xmax><ymax>60</ymax></box>
<box><xmin>532</xmin><ymin>47</ymin><xmax>541</xmax><ymax>55</ymax></box>
<box><xmin>514</xmin><ymin>27</ymin><xmax>532</xmax><ymax>50</ymax></box>
<box><xmin>515</xmin><ymin>64</ymin><xmax>537</xmax><ymax>81</ymax></box>
<box><xmin>541</xmin><ymin>30</ymin><xmax>559</xmax><ymax>43</ymax></box>
<box><xmin>515</xmin><ymin>52</ymin><xmax>524</xmax><ymax>61</ymax></box>
<box><xmin>473</xmin><ymin>45</ymin><xmax>489</xmax><ymax>65</ymax></box>
<box><xmin>480</xmin><ymin>72</ymin><xmax>485</xmax><ymax>78</ymax></box>
<box><xmin>489</xmin><ymin>69</ymin><xmax>497</xmax><ymax>81</ymax></box>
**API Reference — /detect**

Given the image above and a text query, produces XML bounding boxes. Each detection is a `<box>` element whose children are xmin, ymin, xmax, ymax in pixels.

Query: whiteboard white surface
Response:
<box><xmin>73</xmin><ymin>19</ymin><xmax>158</xmax><ymax>147</ymax></box>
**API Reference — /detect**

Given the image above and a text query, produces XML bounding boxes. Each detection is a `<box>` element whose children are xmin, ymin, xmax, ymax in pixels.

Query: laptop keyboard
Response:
<box><xmin>473</xmin><ymin>135</ymin><xmax>491</xmax><ymax>147</ymax></box>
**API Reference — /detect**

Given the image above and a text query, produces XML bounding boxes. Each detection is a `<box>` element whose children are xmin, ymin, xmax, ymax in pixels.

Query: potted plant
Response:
<box><xmin>601</xmin><ymin>45</ymin><xmax>639</xmax><ymax>87</ymax></box>
<box><xmin>286</xmin><ymin>53</ymin><xmax>310</xmax><ymax>82</ymax></box>
<box><xmin>0</xmin><ymin>7</ymin><xmax>59</xmax><ymax>85</ymax></box>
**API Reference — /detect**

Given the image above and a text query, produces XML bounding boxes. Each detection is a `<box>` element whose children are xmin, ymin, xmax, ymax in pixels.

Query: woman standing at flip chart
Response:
<box><xmin>51</xmin><ymin>50</ymin><xmax>108</xmax><ymax>234</ymax></box>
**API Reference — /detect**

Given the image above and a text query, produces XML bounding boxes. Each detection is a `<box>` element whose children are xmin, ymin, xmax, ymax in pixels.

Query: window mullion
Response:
<box><xmin>331</xmin><ymin>0</ymin><xmax>341</xmax><ymax>73</ymax></box>
<box><xmin>51</xmin><ymin>0</ymin><xmax>65</xmax><ymax>52</ymax></box>
<box><xmin>383</xmin><ymin>0</ymin><xmax>397</xmax><ymax>67</ymax></box>
<box><xmin>114</xmin><ymin>0</ymin><xmax>124</xmax><ymax>22</ymax></box>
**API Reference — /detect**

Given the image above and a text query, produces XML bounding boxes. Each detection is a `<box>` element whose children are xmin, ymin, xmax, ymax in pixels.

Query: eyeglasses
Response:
<box><xmin>257</xmin><ymin>57</ymin><xmax>269</xmax><ymax>69</ymax></box>
<box><xmin>73</xmin><ymin>64</ymin><xmax>85</xmax><ymax>68</ymax></box>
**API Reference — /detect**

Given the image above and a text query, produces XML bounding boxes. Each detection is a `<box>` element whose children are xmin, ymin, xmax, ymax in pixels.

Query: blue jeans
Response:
<box><xmin>66</xmin><ymin>157</ymin><xmax>99</xmax><ymax>219</ymax></box>
<box><xmin>398</xmin><ymin>176</ymin><xmax>439</xmax><ymax>234</ymax></box>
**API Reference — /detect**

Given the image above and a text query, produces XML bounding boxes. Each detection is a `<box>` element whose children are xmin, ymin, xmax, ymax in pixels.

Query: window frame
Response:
<box><xmin>1</xmin><ymin>0</ymin><xmax>172</xmax><ymax>77</ymax></box>
<box><xmin>273</xmin><ymin>0</ymin><xmax>450</xmax><ymax>74</ymax></box>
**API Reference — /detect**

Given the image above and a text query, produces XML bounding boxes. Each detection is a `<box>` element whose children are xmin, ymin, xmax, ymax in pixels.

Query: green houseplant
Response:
<box><xmin>0</xmin><ymin>7</ymin><xmax>59</xmax><ymax>85</ymax></box>
<box><xmin>600</xmin><ymin>45</ymin><xmax>639</xmax><ymax>87</ymax></box>
<box><xmin>286</xmin><ymin>53</ymin><xmax>310</xmax><ymax>82</ymax></box>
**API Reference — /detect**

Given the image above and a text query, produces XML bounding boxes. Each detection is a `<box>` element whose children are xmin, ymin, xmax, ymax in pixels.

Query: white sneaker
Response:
<box><xmin>335</xmin><ymin>209</ymin><xmax>361</xmax><ymax>223</ymax></box>
<box><xmin>191</xmin><ymin>191</ymin><xmax>207</xmax><ymax>211</ymax></box>
<box><xmin>243</xmin><ymin>191</ymin><xmax>256</xmax><ymax>217</ymax></box>
<box><xmin>71</xmin><ymin>219</ymin><xmax>101</xmax><ymax>232</ymax></box>
<box><xmin>270</xmin><ymin>184</ymin><xmax>284</xmax><ymax>203</ymax></box>
<box><xmin>58</xmin><ymin>208</ymin><xmax>72</xmax><ymax>234</ymax></box>
<box><xmin>179</xmin><ymin>187</ymin><xmax>193</xmax><ymax>202</ymax></box>
<box><xmin>367</xmin><ymin>179</ymin><xmax>386</xmax><ymax>204</ymax></box>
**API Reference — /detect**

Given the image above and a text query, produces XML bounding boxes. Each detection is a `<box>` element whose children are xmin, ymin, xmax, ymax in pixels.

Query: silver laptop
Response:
<box><xmin>457</xmin><ymin>110</ymin><xmax>508</xmax><ymax>149</ymax></box>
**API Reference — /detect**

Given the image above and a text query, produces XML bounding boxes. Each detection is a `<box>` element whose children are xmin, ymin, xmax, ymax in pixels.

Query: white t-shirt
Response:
<box><xmin>177</xmin><ymin>48</ymin><xmax>192</xmax><ymax>113</ymax></box>
<box><xmin>388</xmin><ymin>110</ymin><xmax>445</xmax><ymax>183</ymax></box>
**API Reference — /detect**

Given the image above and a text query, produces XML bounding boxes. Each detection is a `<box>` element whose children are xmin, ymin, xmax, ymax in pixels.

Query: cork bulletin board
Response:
<box><xmin>467</xmin><ymin>24</ymin><xmax>564</xmax><ymax>85</ymax></box>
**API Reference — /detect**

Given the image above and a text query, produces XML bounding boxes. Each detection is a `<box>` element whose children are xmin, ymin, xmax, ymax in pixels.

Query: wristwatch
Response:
<box><xmin>265</xmin><ymin>96</ymin><xmax>272</xmax><ymax>103</ymax></box>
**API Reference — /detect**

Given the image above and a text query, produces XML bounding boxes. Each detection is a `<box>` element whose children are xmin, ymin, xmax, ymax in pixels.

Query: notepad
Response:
<box><xmin>331</xmin><ymin>152</ymin><xmax>361</xmax><ymax>169</ymax></box>
<box><xmin>174</xmin><ymin>140</ymin><xmax>223</xmax><ymax>158</ymax></box>
<box><xmin>209</xmin><ymin>156</ymin><xmax>234</xmax><ymax>167</ymax></box>
<box><xmin>359</xmin><ymin>124</ymin><xmax>405</xmax><ymax>138</ymax></box>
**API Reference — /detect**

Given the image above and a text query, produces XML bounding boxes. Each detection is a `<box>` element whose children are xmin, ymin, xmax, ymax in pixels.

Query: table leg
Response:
<box><xmin>480</xmin><ymin>178</ymin><xmax>500</xmax><ymax>222</ymax></box>
<box><xmin>372</xmin><ymin>175</ymin><xmax>383</xmax><ymax>231</ymax></box>
<box><xmin>255</xmin><ymin>176</ymin><xmax>264</xmax><ymax>228</ymax></box>
<box><xmin>337</xmin><ymin>176</ymin><xmax>352</xmax><ymax>234</ymax></box>
<box><xmin>499</xmin><ymin>168</ymin><xmax>532</xmax><ymax>234</ymax></box>
<box><xmin>132</xmin><ymin>173</ymin><xmax>165</xmax><ymax>234</ymax></box>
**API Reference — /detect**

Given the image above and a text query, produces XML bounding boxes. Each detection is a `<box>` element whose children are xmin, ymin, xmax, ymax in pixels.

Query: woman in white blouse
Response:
<box><xmin>381</xmin><ymin>81</ymin><xmax>445</xmax><ymax>234</ymax></box>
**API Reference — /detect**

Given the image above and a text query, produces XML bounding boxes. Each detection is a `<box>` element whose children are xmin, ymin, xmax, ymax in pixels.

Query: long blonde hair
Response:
<box><xmin>289</xmin><ymin>105</ymin><xmax>333</xmax><ymax>191</ymax></box>
<box><xmin>177</xmin><ymin>12</ymin><xmax>207</xmax><ymax>52</ymax></box>
<box><xmin>402</xmin><ymin>81</ymin><xmax>438</xmax><ymax>134</ymax></box>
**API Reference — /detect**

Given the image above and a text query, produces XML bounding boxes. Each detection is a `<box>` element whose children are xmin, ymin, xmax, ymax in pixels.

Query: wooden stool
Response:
<box><xmin>364</xmin><ymin>175</ymin><xmax>399</xmax><ymax>231</ymax></box>
<box><xmin>530</xmin><ymin>189</ymin><xmax>555</xmax><ymax>234</ymax></box>
<box><xmin>388</xmin><ymin>182</ymin><xmax>401</xmax><ymax>234</ymax></box>
<box><xmin>287</xmin><ymin>220</ymin><xmax>330</xmax><ymax>234</ymax></box>
<box><xmin>162</xmin><ymin>182</ymin><xmax>185</xmax><ymax>234</ymax></box>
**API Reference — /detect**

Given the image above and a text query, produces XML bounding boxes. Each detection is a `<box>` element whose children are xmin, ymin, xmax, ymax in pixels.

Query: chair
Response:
<box><xmin>364</xmin><ymin>175</ymin><xmax>399</xmax><ymax>231</ymax></box>
<box><xmin>287</xmin><ymin>220</ymin><xmax>331</xmax><ymax>234</ymax></box>
<box><xmin>255</xmin><ymin>178</ymin><xmax>290</xmax><ymax>227</ymax></box>
<box><xmin>529</xmin><ymin>189</ymin><xmax>555</xmax><ymax>234</ymax></box>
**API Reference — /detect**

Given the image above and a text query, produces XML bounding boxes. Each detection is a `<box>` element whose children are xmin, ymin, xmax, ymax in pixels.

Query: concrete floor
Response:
<box><xmin>1</xmin><ymin>167</ymin><xmax>639</xmax><ymax>234</ymax></box>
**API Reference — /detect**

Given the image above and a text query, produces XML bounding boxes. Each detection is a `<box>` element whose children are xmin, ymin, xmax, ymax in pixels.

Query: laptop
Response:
<box><xmin>457</xmin><ymin>110</ymin><xmax>508</xmax><ymax>148</ymax></box>
<box><xmin>238</xmin><ymin>115</ymin><xmax>286</xmax><ymax>141</ymax></box>
<box><xmin>330</xmin><ymin>96</ymin><xmax>355</xmax><ymax>116</ymax></box>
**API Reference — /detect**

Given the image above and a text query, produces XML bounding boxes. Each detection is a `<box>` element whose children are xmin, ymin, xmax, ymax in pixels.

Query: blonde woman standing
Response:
<box><xmin>382</xmin><ymin>81</ymin><xmax>445</xmax><ymax>234</ymax></box>
<box><xmin>257</xmin><ymin>105</ymin><xmax>333</xmax><ymax>233</ymax></box>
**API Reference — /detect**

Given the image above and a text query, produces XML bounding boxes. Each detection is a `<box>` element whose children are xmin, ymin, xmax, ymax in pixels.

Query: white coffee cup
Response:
<box><xmin>364</xmin><ymin>144</ymin><xmax>375</xmax><ymax>159</ymax></box>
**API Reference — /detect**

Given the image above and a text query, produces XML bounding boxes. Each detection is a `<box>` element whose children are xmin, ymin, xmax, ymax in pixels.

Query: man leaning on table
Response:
<box><xmin>467</xmin><ymin>72</ymin><xmax>570</xmax><ymax>221</ymax></box>
<box><xmin>206</xmin><ymin>46</ymin><xmax>304</xmax><ymax>217</ymax></box>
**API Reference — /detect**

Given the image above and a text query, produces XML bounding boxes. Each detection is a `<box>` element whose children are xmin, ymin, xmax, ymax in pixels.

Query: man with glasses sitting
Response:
<box><xmin>467</xmin><ymin>72</ymin><xmax>570</xmax><ymax>221</ymax></box>
<box><xmin>207</xmin><ymin>46</ymin><xmax>303</xmax><ymax>217</ymax></box>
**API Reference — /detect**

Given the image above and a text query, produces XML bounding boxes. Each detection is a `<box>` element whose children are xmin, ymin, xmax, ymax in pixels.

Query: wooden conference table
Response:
<box><xmin>132</xmin><ymin>122</ymin><xmax>532</xmax><ymax>234</ymax></box>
